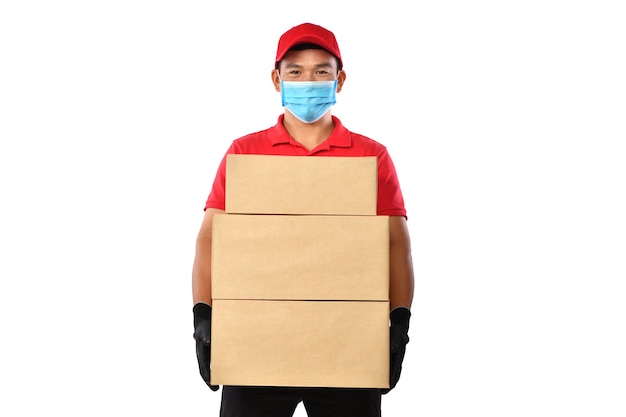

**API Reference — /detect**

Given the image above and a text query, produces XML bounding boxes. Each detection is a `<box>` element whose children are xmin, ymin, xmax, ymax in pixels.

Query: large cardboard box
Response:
<box><xmin>211</xmin><ymin>299</ymin><xmax>390</xmax><ymax>388</ymax></box>
<box><xmin>224</xmin><ymin>154</ymin><xmax>378</xmax><ymax>215</ymax></box>
<box><xmin>211</xmin><ymin>214</ymin><xmax>389</xmax><ymax>301</ymax></box>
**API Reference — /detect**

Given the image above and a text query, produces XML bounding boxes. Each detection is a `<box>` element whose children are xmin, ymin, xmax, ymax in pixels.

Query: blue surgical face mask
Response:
<box><xmin>280</xmin><ymin>79</ymin><xmax>338</xmax><ymax>123</ymax></box>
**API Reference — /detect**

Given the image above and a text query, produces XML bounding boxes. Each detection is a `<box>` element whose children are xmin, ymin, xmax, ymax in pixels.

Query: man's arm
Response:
<box><xmin>192</xmin><ymin>208</ymin><xmax>225</xmax><ymax>305</ymax></box>
<box><xmin>383</xmin><ymin>215</ymin><xmax>414</xmax><ymax>393</ymax></box>
<box><xmin>389</xmin><ymin>215</ymin><xmax>414</xmax><ymax>310</ymax></box>
<box><xmin>191</xmin><ymin>208</ymin><xmax>224</xmax><ymax>391</ymax></box>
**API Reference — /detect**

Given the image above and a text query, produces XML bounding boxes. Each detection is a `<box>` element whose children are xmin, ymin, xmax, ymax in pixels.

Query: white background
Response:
<box><xmin>1</xmin><ymin>1</ymin><xmax>625</xmax><ymax>416</ymax></box>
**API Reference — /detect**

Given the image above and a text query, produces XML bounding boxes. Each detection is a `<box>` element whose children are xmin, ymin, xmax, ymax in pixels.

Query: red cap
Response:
<box><xmin>275</xmin><ymin>23</ymin><xmax>342</xmax><ymax>67</ymax></box>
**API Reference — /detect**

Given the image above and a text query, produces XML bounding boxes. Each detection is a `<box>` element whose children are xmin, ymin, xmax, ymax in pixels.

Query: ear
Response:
<box><xmin>336</xmin><ymin>70</ymin><xmax>347</xmax><ymax>93</ymax></box>
<box><xmin>271</xmin><ymin>69</ymin><xmax>281</xmax><ymax>92</ymax></box>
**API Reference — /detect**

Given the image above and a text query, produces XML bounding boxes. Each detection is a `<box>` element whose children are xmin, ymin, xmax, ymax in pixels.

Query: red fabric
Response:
<box><xmin>204</xmin><ymin>115</ymin><xmax>407</xmax><ymax>218</ymax></box>
<box><xmin>275</xmin><ymin>23</ymin><xmax>342</xmax><ymax>66</ymax></box>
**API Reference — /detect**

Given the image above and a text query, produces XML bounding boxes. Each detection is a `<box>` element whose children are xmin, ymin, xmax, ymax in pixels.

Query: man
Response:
<box><xmin>191</xmin><ymin>22</ymin><xmax>414</xmax><ymax>417</ymax></box>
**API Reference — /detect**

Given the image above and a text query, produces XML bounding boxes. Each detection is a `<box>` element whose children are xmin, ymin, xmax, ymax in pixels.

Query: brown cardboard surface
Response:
<box><xmin>211</xmin><ymin>299</ymin><xmax>390</xmax><ymax>388</ymax></box>
<box><xmin>211</xmin><ymin>214</ymin><xmax>389</xmax><ymax>301</ymax></box>
<box><xmin>224</xmin><ymin>154</ymin><xmax>378</xmax><ymax>215</ymax></box>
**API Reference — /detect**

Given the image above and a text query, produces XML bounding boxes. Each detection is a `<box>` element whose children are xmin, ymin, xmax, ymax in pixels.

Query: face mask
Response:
<box><xmin>280</xmin><ymin>79</ymin><xmax>338</xmax><ymax>123</ymax></box>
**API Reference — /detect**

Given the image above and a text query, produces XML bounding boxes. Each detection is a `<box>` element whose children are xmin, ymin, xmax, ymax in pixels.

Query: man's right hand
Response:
<box><xmin>193</xmin><ymin>303</ymin><xmax>219</xmax><ymax>391</ymax></box>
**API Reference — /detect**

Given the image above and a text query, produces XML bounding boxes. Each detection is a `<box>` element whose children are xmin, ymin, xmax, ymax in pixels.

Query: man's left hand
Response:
<box><xmin>382</xmin><ymin>307</ymin><xmax>411</xmax><ymax>394</ymax></box>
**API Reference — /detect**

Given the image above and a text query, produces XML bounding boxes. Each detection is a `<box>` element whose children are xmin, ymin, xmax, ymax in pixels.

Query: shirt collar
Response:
<box><xmin>269</xmin><ymin>114</ymin><xmax>352</xmax><ymax>149</ymax></box>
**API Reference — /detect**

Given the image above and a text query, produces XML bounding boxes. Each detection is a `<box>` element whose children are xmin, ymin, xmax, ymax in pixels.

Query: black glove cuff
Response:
<box><xmin>193</xmin><ymin>302</ymin><xmax>212</xmax><ymax>328</ymax></box>
<box><xmin>390</xmin><ymin>307</ymin><xmax>411</xmax><ymax>331</ymax></box>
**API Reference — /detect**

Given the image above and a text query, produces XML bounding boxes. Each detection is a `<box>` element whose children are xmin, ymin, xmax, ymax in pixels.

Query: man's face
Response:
<box><xmin>278</xmin><ymin>48</ymin><xmax>340</xmax><ymax>82</ymax></box>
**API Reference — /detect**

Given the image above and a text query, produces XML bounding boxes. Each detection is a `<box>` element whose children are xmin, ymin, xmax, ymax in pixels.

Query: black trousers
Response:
<box><xmin>219</xmin><ymin>386</ymin><xmax>382</xmax><ymax>417</ymax></box>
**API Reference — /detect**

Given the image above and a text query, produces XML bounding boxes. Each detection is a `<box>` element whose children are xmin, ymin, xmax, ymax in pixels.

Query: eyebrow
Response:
<box><xmin>283</xmin><ymin>63</ymin><xmax>333</xmax><ymax>69</ymax></box>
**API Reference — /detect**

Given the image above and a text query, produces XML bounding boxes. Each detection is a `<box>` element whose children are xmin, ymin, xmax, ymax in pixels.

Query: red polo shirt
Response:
<box><xmin>205</xmin><ymin>115</ymin><xmax>407</xmax><ymax>218</ymax></box>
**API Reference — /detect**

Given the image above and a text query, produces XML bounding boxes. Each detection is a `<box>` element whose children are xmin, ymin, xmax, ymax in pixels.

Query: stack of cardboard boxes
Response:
<box><xmin>210</xmin><ymin>154</ymin><xmax>390</xmax><ymax>388</ymax></box>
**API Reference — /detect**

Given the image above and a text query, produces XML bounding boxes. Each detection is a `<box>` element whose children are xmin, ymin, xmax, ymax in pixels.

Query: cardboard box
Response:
<box><xmin>211</xmin><ymin>299</ymin><xmax>390</xmax><ymax>388</ymax></box>
<box><xmin>224</xmin><ymin>154</ymin><xmax>378</xmax><ymax>215</ymax></box>
<box><xmin>211</xmin><ymin>214</ymin><xmax>389</xmax><ymax>301</ymax></box>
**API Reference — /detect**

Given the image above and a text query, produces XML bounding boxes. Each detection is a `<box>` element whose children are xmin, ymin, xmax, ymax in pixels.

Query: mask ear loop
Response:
<box><xmin>274</xmin><ymin>69</ymin><xmax>283</xmax><ymax>104</ymax></box>
<box><xmin>277</xmin><ymin>71</ymin><xmax>288</xmax><ymax>106</ymax></box>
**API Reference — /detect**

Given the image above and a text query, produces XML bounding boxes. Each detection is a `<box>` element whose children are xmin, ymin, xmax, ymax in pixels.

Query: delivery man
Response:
<box><xmin>191</xmin><ymin>22</ymin><xmax>414</xmax><ymax>417</ymax></box>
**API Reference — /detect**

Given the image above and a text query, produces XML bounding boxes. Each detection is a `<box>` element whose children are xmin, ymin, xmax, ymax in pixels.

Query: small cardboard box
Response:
<box><xmin>224</xmin><ymin>154</ymin><xmax>378</xmax><ymax>215</ymax></box>
<box><xmin>211</xmin><ymin>214</ymin><xmax>389</xmax><ymax>301</ymax></box>
<box><xmin>211</xmin><ymin>299</ymin><xmax>390</xmax><ymax>388</ymax></box>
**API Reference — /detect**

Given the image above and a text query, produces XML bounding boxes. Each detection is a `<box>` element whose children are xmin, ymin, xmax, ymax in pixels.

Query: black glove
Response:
<box><xmin>382</xmin><ymin>307</ymin><xmax>411</xmax><ymax>394</ymax></box>
<box><xmin>193</xmin><ymin>303</ymin><xmax>219</xmax><ymax>391</ymax></box>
